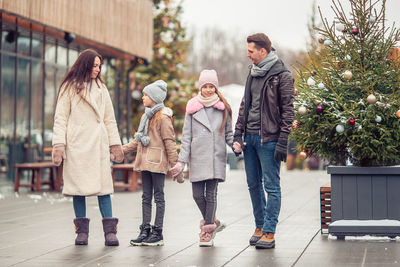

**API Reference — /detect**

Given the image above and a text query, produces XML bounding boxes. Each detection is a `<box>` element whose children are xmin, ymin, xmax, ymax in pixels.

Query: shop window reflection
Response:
<box><xmin>32</xmin><ymin>34</ymin><xmax>42</xmax><ymax>59</ymax></box>
<box><xmin>45</xmin><ymin>37</ymin><xmax>56</xmax><ymax>63</ymax></box>
<box><xmin>17</xmin><ymin>33</ymin><xmax>30</xmax><ymax>56</ymax></box>
<box><xmin>57</xmin><ymin>45</ymin><xmax>67</xmax><ymax>65</ymax></box>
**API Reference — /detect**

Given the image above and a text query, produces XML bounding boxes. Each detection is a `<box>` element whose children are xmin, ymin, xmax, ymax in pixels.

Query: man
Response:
<box><xmin>233</xmin><ymin>33</ymin><xmax>294</xmax><ymax>249</ymax></box>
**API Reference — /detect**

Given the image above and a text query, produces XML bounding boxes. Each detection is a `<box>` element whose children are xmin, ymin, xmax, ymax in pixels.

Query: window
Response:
<box><xmin>44</xmin><ymin>37</ymin><xmax>56</xmax><ymax>63</ymax></box>
<box><xmin>17</xmin><ymin>31</ymin><xmax>30</xmax><ymax>56</ymax></box>
<box><xmin>57</xmin><ymin>44</ymin><xmax>67</xmax><ymax>66</ymax></box>
<box><xmin>32</xmin><ymin>33</ymin><xmax>43</xmax><ymax>59</ymax></box>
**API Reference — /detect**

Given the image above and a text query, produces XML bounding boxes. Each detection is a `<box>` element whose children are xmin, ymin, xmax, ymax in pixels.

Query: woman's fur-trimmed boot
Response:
<box><xmin>102</xmin><ymin>218</ymin><xmax>119</xmax><ymax>246</ymax></box>
<box><xmin>73</xmin><ymin>218</ymin><xmax>90</xmax><ymax>245</ymax></box>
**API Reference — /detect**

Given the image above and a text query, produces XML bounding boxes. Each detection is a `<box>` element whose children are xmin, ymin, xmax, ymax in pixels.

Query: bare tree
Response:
<box><xmin>187</xmin><ymin>27</ymin><xmax>303</xmax><ymax>86</ymax></box>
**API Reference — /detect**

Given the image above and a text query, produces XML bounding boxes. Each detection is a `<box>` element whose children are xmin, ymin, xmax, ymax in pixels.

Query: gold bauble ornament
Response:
<box><xmin>343</xmin><ymin>70</ymin><xmax>353</xmax><ymax>79</ymax></box>
<box><xmin>298</xmin><ymin>151</ymin><xmax>307</xmax><ymax>160</ymax></box>
<box><xmin>396</xmin><ymin>110</ymin><xmax>400</xmax><ymax>118</ymax></box>
<box><xmin>292</xmin><ymin>120</ymin><xmax>300</xmax><ymax>130</ymax></box>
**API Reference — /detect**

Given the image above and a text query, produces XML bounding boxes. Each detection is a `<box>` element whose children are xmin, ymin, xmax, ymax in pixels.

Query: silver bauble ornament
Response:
<box><xmin>369</xmin><ymin>16</ymin><xmax>376</xmax><ymax>23</ymax></box>
<box><xmin>367</xmin><ymin>94</ymin><xmax>377</xmax><ymax>104</ymax></box>
<box><xmin>336</xmin><ymin>23</ymin><xmax>345</xmax><ymax>32</ymax></box>
<box><xmin>131</xmin><ymin>90</ymin><xmax>141</xmax><ymax>100</ymax></box>
<box><xmin>336</xmin><ymin>124</ymin><xmax>345</xmax><ymax>133</ymax></box>
<box><xmin>324</xmin><ymin>40</ymin><xmax>332</xmax><ymax>46</ymax></box>
<box><xmin>298</xmin><ymin>106</ymin><xmax>307</xmax><ymax>115</ymax></box>
<box><xmin>307</xmin><ymin>77</ymin><xmax>316</xmax><ymax>86</ymax></box>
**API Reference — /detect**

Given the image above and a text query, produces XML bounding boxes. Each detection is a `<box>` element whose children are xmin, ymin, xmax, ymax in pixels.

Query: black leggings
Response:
<box><xmin>141</xmin><ymin>171</ymin><xmax>165</xmax><ymax>228</ymax></box>
<box><xmin>192</xmin><ymin>179</ymin><xmax>218</xmax><ymax>225</ymax></box>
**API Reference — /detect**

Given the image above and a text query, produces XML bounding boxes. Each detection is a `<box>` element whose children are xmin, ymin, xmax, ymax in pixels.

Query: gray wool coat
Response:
<box><xmin>178</xmin><ymin>97</ymin><xmax>234</xmax><ymax>182</ymax></box>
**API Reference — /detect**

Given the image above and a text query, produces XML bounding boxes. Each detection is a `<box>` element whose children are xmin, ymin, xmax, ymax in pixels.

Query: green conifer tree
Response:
<box><xmin>291</xmin><ymin>0</ymin><xmax>400</xmax><ymax>166</ymax></box>
<box><xmin>130</xmin><ymin>0</ymin><xmax>195</xmax><ymax>133</ymax></box>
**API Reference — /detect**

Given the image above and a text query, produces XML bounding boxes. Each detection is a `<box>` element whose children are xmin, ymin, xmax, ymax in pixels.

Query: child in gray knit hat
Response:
<box><xmin>122</xmin><ymin>80</ymin><xmax>183</xmax><ymax>247</ymax></box>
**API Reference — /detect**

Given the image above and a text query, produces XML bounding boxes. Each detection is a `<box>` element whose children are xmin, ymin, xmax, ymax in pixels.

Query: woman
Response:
<box><xmin>52</xmin><ymin>48</ymin><xmax>124</xmax><ymax>246</ymax></box>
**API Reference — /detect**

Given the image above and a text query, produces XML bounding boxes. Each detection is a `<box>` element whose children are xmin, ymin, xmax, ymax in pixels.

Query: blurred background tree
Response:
<box><xmin>291</xmin><ymin>0</ymin><xmax>400</xmax><ymax>166</ymax></box>
<box><xmin>129</xmin><ymin>0</ymin><xmax>195</xmax><ymax>137</ymax></box>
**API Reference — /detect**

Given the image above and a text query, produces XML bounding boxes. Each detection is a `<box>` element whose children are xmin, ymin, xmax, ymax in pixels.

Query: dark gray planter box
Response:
<box><xmin>327</xmin><ymin>166</ymin><xmax>400</xmax><ymax>238</ymax></box>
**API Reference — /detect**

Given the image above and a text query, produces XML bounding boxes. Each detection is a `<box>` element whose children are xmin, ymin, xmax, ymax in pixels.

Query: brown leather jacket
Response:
<box><xmin>234</xmin><ymin>60</ymin><xmax>295</xmax><ymax>142</ymax></box>
<box><xmin>123</xmin><ymin>108</ymin><xmax>178</xmax><ymax>174</ymax></box>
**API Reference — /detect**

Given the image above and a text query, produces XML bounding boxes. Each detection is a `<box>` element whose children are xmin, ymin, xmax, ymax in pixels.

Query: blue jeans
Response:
<box><xmin>73</xmin><ymin>195</ymin><xmax>113</xmax><ymax>218</ymax></box>
<box><xmin>243</xmin><ymin>133</ymin><xmax>281</xmax><ymax>233</ymax></box>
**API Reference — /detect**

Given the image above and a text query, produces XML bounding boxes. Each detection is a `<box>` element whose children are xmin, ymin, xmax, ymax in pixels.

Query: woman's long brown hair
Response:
<box><xmin>56</xmin><ymin>48</ymin><xmax>103</xmax><ymax>102</ymax></box>
<box><xmin>216</xmin><ymin>90</ymin><xmax>232</xmax><ymax>135</ymax></box>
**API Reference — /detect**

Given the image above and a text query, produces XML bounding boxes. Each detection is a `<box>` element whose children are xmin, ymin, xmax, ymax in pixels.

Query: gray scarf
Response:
<box><xmin>134</xmin><ymin>103</ymin><xmax>164</xmax><ymax>146</ymax></box>
<box><xmin>250</xmin><ymin>50</ymin><xmax>278</xmax><ymax>77</ymax></box>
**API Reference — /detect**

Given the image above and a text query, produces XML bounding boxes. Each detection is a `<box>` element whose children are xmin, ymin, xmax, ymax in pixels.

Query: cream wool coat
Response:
<box><xmin>52</xmin><ymin>80</ymin><xmax>121</xmax><ymax>196</ymax></box>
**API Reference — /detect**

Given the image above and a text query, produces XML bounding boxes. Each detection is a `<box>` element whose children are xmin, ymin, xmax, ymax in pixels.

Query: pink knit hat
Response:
<box><xmin>198</xmin><ymin>69</ymin><xmax>219</xmax><ymax>90</ymax></box>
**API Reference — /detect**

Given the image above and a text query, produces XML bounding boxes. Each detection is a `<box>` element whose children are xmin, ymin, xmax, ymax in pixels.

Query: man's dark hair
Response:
<box><xmin>247</xmin><ymin>33</ymin><xmax>272</xmax><ymax>53</ymax></box>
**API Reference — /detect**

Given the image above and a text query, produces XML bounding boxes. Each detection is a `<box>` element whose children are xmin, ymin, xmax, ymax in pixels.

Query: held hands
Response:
<box><xmin>110</xmin><ymin>145</ymin><xmax>124</xmax><ymax>163</ymax></box>
<box><xmin>52</xmin><ymin>145</ymin><xmax>66</xmax><ymax>166</ymax></box>
<box><xmin>169</xmin><ymin>161</ymin><xmax>185</xmax><ymax>177</ymax></box>
<box><xmin>173</xmin><ymin>172</ymin><xmax>185</xmax><ymax>183</ymax></box>
<box><xmin>233</xmin><ymin>141</ymin><xmax>246</xmax><ymax>156</ymax></box>
<box><xmin>274</xmin><ymin>138</ymin><xmax>288</xmax><ymax>163</ymax></box>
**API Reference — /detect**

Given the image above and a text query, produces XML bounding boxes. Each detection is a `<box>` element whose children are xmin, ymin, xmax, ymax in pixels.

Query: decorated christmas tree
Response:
<box><xmin>291</xmin><ymin>0</ymin><xmax>400</xmax><ymax>166</ymax></box>
<box><xmin>130</xmin><ymin>0</ymin><xmax>195</xmax><ymax>133</ymax></box>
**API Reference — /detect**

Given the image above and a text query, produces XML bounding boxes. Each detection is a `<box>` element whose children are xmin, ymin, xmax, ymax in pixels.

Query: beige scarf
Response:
<box><xmin>197</xmin><ymin>93</ymin><xmax>219</xmax><ymax>107</ymax></box>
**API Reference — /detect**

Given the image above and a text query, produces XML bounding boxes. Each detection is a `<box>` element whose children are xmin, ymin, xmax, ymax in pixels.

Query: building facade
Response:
<box><xmin>0</xmin><ymin>0</ymin><xmax>153</xmax><ymax>178</ymax></box>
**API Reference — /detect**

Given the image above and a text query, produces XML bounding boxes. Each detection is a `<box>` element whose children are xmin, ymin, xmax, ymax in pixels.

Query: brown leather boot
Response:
<box><xmin>73</xmin><ymin>218</ymin><xmax>89</xmax><ymax>245</ymax></box>
<box><xmin>255</xmin><ymin>232</ymin><xmax>275</xmax><ymax>249</ymax></box>
<box><xmin>249</xmin><ymin>227</ymin><xmax>263</xmax><ymax>246</ymax></box>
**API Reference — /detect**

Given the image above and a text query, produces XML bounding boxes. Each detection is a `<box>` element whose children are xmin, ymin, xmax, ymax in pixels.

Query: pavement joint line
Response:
<box><xmin>291</xmin><ymin>228</ymin><xmax>320</xmax><ymax>267</ymax></box>
<box><xmin>77</xmin><ymin>246</ymin><xmax>125</xmax><ymax>267</ymax></box>
<box><xmin>0</xmin><ymin>206</ymin><xmax>71</xmax><ymax>224</ymax></box>
<box><xmin>0</xmin><ymin>232</ymin><xmax>55</xmax><ymax>250</ymax></box>
<box><xmin>279</xmin><ymin>193</ymin><xmax>318</xmax><ymax>224</ymax></box>
<box><xmin>221</xmin><ymin>245</ymin><xmax>250</xmax><ymax>267</ymax></box>
<box><xmin>152</xmin><ymin>242</ymin><xmax>198</xmax><ymax>265</ymax></box>
<box><xmin>7</xmin><ymin>243</ymin><xmax>75</xmax><ymax>267</ymax></box>
<box><xmin>0</xmin><ymin>211</ymin><xmax>72</xmax><ymax>236</ymax></box>
<box><xmin>361</xmin><ymin>246</ymin><xmax>368</xmax><ymax>266</ymax></box>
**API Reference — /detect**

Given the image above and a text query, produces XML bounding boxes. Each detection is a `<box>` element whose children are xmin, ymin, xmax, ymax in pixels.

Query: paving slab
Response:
<box><xmin>1</xmin><ymin>168</ymin><xmax>399</xmax><ymax>266</ymax></box>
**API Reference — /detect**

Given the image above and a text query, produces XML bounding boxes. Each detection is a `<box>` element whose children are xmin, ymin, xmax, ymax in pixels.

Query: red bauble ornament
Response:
<box><xmin>312</xmin><ymin>71</ymin><xmax>317</xmax><ymax>76</ymax></box>
<box><xmin>352</xmin><ymin>28</ymin><xmax>359</xmax><ymax>35</ymax></box>
<box><xmin>349</xmin><ymin>119</ymin><xmax>355</xmax><ymax>125</ymax></box>
<box><xmin>317</xmin><ymin>105</ymin><xmax>323</xmax><ymax>112</ymax></box>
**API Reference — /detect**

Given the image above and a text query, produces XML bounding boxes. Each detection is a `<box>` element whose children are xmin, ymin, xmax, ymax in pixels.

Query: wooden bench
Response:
<box><xmin>14</xmin><ymin>162</ymin><xmax>63</xmax><ymax>192</ymax></box>
<box><xmin>111</xmin><ymin>164</ymin><xmax>141</xmax><ymax>192</ymax></box>
<box><xmin>320</xmin><ymin>183</ymin><xmax>331</xmax><ymax>234</ymax></box>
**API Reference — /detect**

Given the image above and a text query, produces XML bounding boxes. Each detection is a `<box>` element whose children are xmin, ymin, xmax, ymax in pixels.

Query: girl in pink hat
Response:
<box><xmin>170</xmin><ymin>69</ymin><xmax>234</xmax><ymax>247</ymax></box>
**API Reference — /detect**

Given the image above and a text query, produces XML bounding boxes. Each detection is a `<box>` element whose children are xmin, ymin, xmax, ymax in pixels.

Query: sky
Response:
<box><xmin>181</xmin><ymin>0</ymin><xmax>400</xmax><ymax>52</ymax></box>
